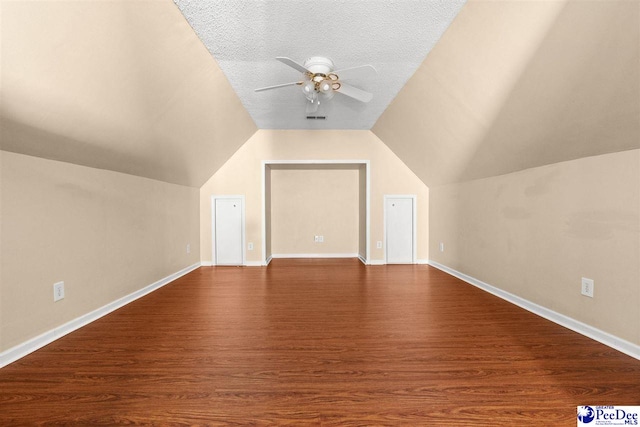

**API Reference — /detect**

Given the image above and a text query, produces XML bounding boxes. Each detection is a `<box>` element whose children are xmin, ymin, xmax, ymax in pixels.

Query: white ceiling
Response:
<box><xmin>173</xmin><ymin>0</ymin><xmax>467</xmax><ymax>130</ymax></box>
<box><xmin>3</xmin><ymin>0</ymin><xmax>635</xmax><ymax>189</ymax></box>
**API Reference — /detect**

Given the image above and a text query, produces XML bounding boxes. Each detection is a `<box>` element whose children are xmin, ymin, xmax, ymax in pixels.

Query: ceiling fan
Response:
<box><xmin>255</xmin><ymin>56</ymin><xmax>377</xmax><ymax>116</ymax></box>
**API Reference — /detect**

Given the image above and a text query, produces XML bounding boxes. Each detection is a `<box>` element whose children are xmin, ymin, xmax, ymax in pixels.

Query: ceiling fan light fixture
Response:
<box><xmin>319</xmin><ymin>81</ymin><xmax>333</xmax><ymax>94</ymax></box>
<box><xmin>302</xmin><ymin>81</ymin><xmax>315</xmax><ymax>98</ymax></box>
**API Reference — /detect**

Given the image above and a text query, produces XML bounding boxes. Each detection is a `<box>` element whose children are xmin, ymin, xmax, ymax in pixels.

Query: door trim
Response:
<box><xmin>383</xmin><ymin>195</ymin><xmax>417</xmax><ymax>264</ymax></box>
<box><xmin>211</xmin><ymin>195</ymin><xmax>245</xmax><ymax>266</ymax></box>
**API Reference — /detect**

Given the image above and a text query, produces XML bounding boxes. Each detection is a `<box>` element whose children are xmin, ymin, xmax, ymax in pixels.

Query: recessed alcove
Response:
<box><xmin>262</xmin><ymin>160</ymin><xmax>369</xmax><ymax>264</ymax></box>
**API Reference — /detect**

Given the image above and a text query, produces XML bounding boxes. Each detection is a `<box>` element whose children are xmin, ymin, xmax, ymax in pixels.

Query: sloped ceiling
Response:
<box><xmin>173</xmin><ymin>0</ymin><xmax>466</xmax><ymax>130</ymax></box>
<box><xmin>1</xmin><ymin>0</ymin><xmax>638</xmax><ymax>189</ymax></box>
<box><xmin>373</xmin><ymin>0</ymin><xmax>640</xmax><ymax>186</ymax></box>
<box><xmin>0</xmin><ymin>0</ymin><xmax>256</xmax><ymax>187</ymax></box>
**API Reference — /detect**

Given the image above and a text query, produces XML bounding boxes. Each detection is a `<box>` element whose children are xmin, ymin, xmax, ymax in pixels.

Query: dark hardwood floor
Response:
<box><xmin>1</xmin><ymin>259</ymin><xmax>639</xmax><ymax>426</ymax></box>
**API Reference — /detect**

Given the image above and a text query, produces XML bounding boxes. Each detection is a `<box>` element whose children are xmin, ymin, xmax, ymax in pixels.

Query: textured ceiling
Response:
<box><xmin>2</xmin><ymin>0</ymin><xmax>636</xmax><ymax>190</ymax></box>
<box><xmin>173</xmin><ymin>0</ymin><xmax>466</xmax><ymax>130</ymax></box>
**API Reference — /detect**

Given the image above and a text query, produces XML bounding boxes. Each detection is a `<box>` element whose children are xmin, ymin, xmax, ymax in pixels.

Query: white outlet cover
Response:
<box><xmin>53</xmin><ymin>281</ymin><xmax>65</xmax><ymax>302</ymax></box>
<box><xmin>376</xmin><ymin>241</ymin><xmax>382</xmax><ymax>249</ymax></box>
<box><xmin>248</xmin><ymin>242</ymin><xmax>253</xmax><ymax>250</ymax></box>
<box><xmin>581</xmin><ymin>277</ymin><xmax>594</xmax><ymax>298</ymax></box>
<box><xmin>439</xmin><ymin>242</ymin><xmax>445</xmax><ymax>252</ymax></box>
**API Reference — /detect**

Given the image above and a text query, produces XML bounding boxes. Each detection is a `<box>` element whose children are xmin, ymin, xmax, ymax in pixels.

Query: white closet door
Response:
<box><xmin>385</xmin><ymin>197</ymin><xmax>414</xmax><ymax>264</ymax></box>
<box><xmin>215</xmin><ymin>198</ymin><xmax>243</xmax><ymax>265</ymax></box>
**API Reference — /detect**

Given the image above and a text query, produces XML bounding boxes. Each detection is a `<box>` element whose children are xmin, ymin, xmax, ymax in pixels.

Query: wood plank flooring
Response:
<box><xmin>1</xmin><ymin>259</ymin><xmax>639</xmax><ymax>426</ymax></box>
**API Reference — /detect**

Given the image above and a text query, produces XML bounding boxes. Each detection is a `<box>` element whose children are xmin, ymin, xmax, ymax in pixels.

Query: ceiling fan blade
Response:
<box><xmin>335</xmin><ymin>83</ymin><xmax>373</xmax><ymax>103</ymax></box>
<box><xmin>276</xmin><ymin>57</ymin><xmax>310</xmax><ymax>74</ymax></box>
<box><xmin>254</xmin><ymin>81</ymin><xmax>302</xmax><ymax>92</ymax></box>
<box><xmin>332</xmin><ymin>64</ymin><xmax>377</xmax><ymax>81</ymax></box>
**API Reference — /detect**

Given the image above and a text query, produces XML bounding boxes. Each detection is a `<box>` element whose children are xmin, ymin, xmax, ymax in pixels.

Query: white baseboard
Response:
<box><xmin>271</xmin><ymin>253</ymin><xmax>360</xmax><ymax>259</ymax></box>
<box><xmin>202</xmin><ymin>260</ymin><xmax>263</xmax><ymax>267</ymax></box>
<box><xmin>428</xmin><ymin>260</ymin><xmax>640</xmax><ymax>361</ymax></box>
<box><xmin>244</xmin><ymin>261</ymin><xmax>264</xmax><ymax>267</ymax></box>
<box><xmin>365</xmin><ymin>260</ymin><xmax>428</xmax><ymax>265</ymax></box>
<box><xmin>0</xmin><ymin>262</ymin><xmax>201</xmax><ymax>369</ymax></box>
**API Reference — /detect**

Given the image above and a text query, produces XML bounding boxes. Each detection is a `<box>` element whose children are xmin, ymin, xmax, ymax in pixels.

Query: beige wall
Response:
<box><xmin>0</xmin><ymin>151</ymin><xmax>200</xmax><ymax>352</ymax></box>
<box><xmin>200</xmin><ymin>130</ymin><xmax>429</xmax><ymax>264</ymax></box>
<box><xmin>1</xmin><ymin>0</ymin><xmax>256</xmax><ymax>187</ymax></box>
<box><xmin>373</xmin><ymin>0</ymin><xmax>639</xmax><ymax>187</ymax></box>
<box><xmin>429</xmin><ymin>150</ymin><xmax>640</xmax><ymax>345</ymax></box>
<box><xmin>270</xmin><ymin>167</ymin><xmax>360</xmax><ymax>256</ymax></box>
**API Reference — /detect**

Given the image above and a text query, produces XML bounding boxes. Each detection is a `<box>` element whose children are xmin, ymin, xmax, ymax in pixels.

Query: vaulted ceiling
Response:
<box><xmin>173</xmin><ymin>0</ymin><xmax>466</xmax><ymax>130</ymax></box>
<box><xmin>373</xmin><ymin>0</ymin><xmax>640</xmax><ymax>185</ymax></box>
<box><xmin>1</xmin><ymin>0</ymin><xmax>638</xmax><ymax>188</ymax></box>
<box><xmin>0</xmin><ymin>0</ymin><xmax>256</xmax><ymax>187</ymax></box>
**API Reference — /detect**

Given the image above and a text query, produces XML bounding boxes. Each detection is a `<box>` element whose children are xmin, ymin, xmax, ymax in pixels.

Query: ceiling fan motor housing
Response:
<box><xmin>303</xmin><ymin>56</ymin><xmax>334</xmax><ymax>75</ymax></box>
<box><xmin>302</xmin><ymin>56</ymin><xmax>336</xmax><ymax>100</ymax></box>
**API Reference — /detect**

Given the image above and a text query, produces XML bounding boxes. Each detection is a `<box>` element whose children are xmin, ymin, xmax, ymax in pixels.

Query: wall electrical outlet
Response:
<box><xmin>581</xmin><ymin>277</ymin><xmax>594</xmax><ymax>298</ymax></box>
<box><xmin>314</xmin><ymin>235</ymin><xmax>319</xmax><ymax>242</ymax></box>
<box><xmin>248</xmin><ymin>242</ymin><xmax>254</xmax><ymax>251</ymax></box>
<box><xmin>376</xmin><ymin>241</ymin><xmax>382</xmax><ymax>249</ymax></box>
<box><xmin>439</xmin><ymin>242</ymin><xmax>445</xmax><ymax>252</ymax></box>
<box><xmin>186</xmin><ymin>243</ymin><xmax>191</xmax><ymax>254</ymax></box>
<box><xmin>53</xmin><ymin>281</ymin><xmax>65</xmax><ymax>302</ymax></box>
<box><xmin>318</xmin><ymin>235</ymin><xmax>324</xmax><ymax>243</ymax></box>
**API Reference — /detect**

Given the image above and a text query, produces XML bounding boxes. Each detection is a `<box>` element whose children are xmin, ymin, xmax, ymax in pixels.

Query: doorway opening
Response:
<box><xmin>262</xmin><ymin>161</ymin><xmax>370</xmax><ymax>265</ymax></box>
